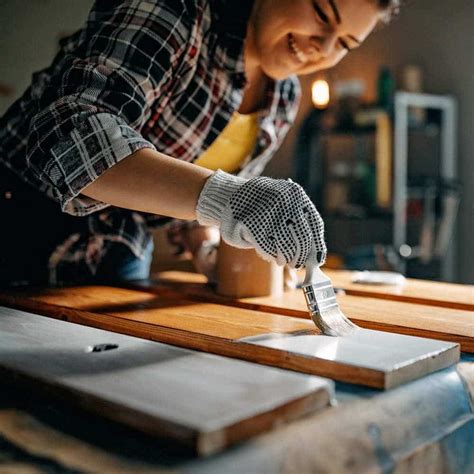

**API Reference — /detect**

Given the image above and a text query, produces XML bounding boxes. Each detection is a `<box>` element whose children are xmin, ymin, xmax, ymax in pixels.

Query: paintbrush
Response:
<box><xmin>302</xmin><ymin>256</ymin><xmax>359</xmax><ymax>337</ymax></box>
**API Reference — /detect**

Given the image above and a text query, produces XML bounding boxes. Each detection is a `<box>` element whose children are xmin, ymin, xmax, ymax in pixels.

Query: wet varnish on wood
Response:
<box><xmin>324</xmin><ymin>270</ymin><xmax>474</xmax><ymax>311</ymax></box>
<box><xmin>0</xmin><ymin>286</ymin><xmax>459</xmax><ymax>389</ymax></box>
<box><xmin>132</xmin><ymin>271</ymin><xmax>474</xmax><ymax>353</ymax></box>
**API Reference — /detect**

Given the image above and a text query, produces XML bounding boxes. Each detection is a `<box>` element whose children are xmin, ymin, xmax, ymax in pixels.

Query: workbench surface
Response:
<box><xmin>1</xmin><ymin>272</ymin><xmax>473</xmax><ymax>473</ymax></box>
<box><xmin>2</xmin><ymin>358</ymin><xmax>473</xmax><ymax>473</ymax></box>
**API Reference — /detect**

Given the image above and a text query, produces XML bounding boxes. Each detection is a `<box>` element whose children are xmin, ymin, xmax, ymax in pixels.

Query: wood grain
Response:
<box><xmin>0</xmin><ymin>306</ymin><xmax>332</xmax><ymax>456</ymax></box>
<box><xmin>143</xmin><ymin>269</ymin><xmax>474</xmax><ymax>311</ymax></box>
<box><xmin>0</xmin><ymin>286</ymin><xmax>310</xmax><ymax>340</ymax></box>
<box><xmin>0</xmin><ymin>287</ymin><xmax>460</xmax><ymax>388</ymax></box>
<box><xmin>0</xmin><ymin>410</ymin><xmax>159</xmax><ymax>473</ymax></box>
<box><xmin>324</xmin><ymin>270</ymin><xmax>474</xmax><ymax>311</ymax></box>
<box><xmin>132</xmin><ymin>272</ymin><xmax>474</xmax><ymax>353</ymax></box>
<box><xmin>241</xmin><ymin>330</ymin><xmax>459</xmax><ymax>389</ymax></box>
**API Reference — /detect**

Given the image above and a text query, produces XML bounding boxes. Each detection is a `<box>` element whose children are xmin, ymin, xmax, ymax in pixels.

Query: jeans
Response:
<box><xmin>91</xmin><ymin>237</ymin><xmax>154</xmax><ymax>282</ymax></box>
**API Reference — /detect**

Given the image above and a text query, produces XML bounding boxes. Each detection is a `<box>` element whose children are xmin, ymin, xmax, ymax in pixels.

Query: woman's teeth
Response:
<box><xmin>288</xmin><ymin>34</ymin><xmax>306</xmax><ymax>64</ymax></box>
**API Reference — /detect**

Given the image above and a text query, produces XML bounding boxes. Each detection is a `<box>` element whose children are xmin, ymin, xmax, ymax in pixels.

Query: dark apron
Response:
<box><xmin>0</xmin><ymin>163</ymin><xmax>87</xmax><ymax>286</ymax></box>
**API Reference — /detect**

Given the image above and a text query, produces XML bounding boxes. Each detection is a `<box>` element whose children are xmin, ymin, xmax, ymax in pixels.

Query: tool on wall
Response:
<box><xmin>400</xmin><ymin>177</ymin><xmax>461</xmax><ymax>264</ymax></box>
<box><xmin>418</xmin><ymin>180</ymin><xmax>437</xmax><ymax>263</ymax></box>
<box><xmin>343</xmin><ymin>178</ymin><xmax>461</xmax><ymax>274</ymax></box>
<box><xmin>434</xmin><ymin>181</ymin><xmax>462</xmax><ymax>259</ymax></box>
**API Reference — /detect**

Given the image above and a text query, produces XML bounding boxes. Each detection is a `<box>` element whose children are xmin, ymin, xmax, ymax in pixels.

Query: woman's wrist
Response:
<box><xmin>196</xmin><ymin>170</ymin><xmax>247</xmax><ymax>226</ymax></box>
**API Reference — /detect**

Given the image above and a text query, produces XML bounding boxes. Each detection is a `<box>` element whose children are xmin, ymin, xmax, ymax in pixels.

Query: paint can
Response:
<box><xmin>216</xmin><ymin>240</ymin><xmax>284</xmax><ymax>298</ymax></box>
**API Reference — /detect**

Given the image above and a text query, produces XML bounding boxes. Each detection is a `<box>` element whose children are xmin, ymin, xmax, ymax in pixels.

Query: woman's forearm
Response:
<box><xmin>81</xmin><ymin>147</ymin><xmax>213</xmax><ymax>220</ymax></box>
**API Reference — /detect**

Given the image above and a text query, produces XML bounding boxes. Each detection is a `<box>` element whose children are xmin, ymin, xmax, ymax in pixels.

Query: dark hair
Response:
<box><xmin>378</xmin><ymin>0</ymin><xmax>401</xmax><ymax>23</ymax></box>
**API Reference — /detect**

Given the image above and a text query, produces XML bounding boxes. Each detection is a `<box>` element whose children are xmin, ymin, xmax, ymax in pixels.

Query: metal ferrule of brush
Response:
<box><xmin>303</xmin><ymin>258</ymin><xmax>358</xmax><ymax>336</ymax></box>
<box><xmin>302</xmin><ymin>281</ymin><xmax>338</xmax><ymax>316</ymax></box>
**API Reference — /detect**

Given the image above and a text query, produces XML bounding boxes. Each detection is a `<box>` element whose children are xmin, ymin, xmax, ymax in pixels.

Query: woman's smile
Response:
<box><xmin>288</xmin><ymin>33</ymin><xmax>307</xmax><ymax>64</ymax></box>
<box><xmin>247</xmin><ymin>0</ymin><xmax>384</xmax><ymax>80</ymax></box>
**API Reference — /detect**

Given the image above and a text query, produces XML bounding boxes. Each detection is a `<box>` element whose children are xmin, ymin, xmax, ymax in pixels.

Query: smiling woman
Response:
<box><xmin>0</xmin><ymin>0</ymin><xmax>401</xmax><ymax>287</ymax></box>
<box><xmin>245</xmin><ymin>0</ymin><xmax>400</xmax><ymax>79</ymax></box>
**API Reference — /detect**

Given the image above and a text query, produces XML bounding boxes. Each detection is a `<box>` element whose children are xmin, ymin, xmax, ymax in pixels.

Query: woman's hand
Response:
<box><xmin>196</xmin><ymin>170</ymin><xmax>327</xmax><ymax>269</ymax></box>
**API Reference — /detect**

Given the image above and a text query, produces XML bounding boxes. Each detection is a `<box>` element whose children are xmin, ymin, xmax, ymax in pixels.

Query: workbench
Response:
<box><xmin>1</xmin><ymin>271</ymin><xmax>473</xmax><ymax>473</ymax></box>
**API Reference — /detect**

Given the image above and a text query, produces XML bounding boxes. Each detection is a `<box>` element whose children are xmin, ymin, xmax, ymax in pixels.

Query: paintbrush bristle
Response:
<box><xmin>303</xmin><ymin>266</ymin><xmax>360</xmax><ymax>337</ymax></box>
<box><xmin>309</xmin><ymin>306</ymin><xmax>359</xmax><ymax>337</ymax></box>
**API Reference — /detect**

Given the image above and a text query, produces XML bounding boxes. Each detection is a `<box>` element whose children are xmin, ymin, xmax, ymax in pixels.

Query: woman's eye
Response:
<box><xmin>339</xmin><ymin>39</ymin><xmax>351</xmax><ymax>52</ymax></box>
<box><xmin>312</xmin><ymin>1</ymin><xmax>329</xmax><ymax>24</ymax></box>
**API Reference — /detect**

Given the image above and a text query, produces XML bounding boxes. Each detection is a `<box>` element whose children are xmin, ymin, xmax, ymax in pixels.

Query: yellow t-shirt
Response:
<box><xmin>194</xmin><ymin>111</ymin><xmax>259</xmax><ymax>173</ymax></box>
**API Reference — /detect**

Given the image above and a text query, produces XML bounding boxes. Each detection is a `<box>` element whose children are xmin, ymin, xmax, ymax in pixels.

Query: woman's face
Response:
<box><xmin>246</xmin><ymin>0</ymin><xmax>384</xmax><ymax>79</ymax></box>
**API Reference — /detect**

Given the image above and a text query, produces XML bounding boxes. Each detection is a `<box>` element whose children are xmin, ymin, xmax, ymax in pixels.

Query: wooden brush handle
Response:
<box><xmin>303</xmin><ymin>250</ymin><xmax>324</xmax><ymax>287</ymax></box>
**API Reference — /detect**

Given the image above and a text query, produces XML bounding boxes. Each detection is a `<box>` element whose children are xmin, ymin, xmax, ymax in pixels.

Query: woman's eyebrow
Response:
<box><xmin>327</xmin><ymin>0</ymin><xmax>341</xmax><ymax>24</ymax></box>
<box><xmin>312</xmin><ymin>1</ymin><xmax>329</xmax><ymax>23</ymax></box>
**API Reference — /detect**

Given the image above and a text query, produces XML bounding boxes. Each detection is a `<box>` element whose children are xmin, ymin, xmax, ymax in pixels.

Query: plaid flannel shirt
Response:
<box><xmin>0</xmin><ymin>0</ymin><xmax>300</xmax><ymax>263</ymax></box>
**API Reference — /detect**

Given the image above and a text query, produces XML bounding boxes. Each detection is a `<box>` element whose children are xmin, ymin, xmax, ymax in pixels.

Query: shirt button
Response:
<box><xmin>4</xmin><ymin>191</ymin><xmax>12</xmax><ymax>200</ymax></box>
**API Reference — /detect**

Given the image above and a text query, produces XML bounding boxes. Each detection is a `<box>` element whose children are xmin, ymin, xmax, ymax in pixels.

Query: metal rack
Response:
<box><xmin>393</xmin><ymin>92</ymin><xmax>458</xmax><ymax>281</ymax></box>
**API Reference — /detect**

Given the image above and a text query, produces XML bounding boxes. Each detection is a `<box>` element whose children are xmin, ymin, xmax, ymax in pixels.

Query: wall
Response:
<box><xmin>1</xmin><ymin>0</ymin><xmax>472</xmax><ymax>282</ymax></box>
<box><xmin>266</xmin><ymin>0</ymin><xmax>474</xmax><ymax>283</ymax></box>
<box><xmin>0</xmin><ymin>0</ymin><xmax>94</xmax><ymax>114</ymax></box>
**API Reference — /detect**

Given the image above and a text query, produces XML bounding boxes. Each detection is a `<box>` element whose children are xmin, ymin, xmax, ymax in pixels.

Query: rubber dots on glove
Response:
<box><xmin>227</xmin><ymin>176</ymin><xmax>326</xmax><ymax>268</ymax></box>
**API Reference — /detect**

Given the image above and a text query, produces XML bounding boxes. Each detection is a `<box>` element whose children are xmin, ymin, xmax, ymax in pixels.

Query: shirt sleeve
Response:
<box><xmin>26</xmin><ymin>0</ymin><xmax>191</xmax><ymax>215</ymax></box>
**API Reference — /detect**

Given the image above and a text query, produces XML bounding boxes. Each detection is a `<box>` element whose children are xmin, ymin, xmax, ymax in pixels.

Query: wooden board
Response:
<box><xmin>237</xmin><ymin>292</ymin><xmax>474</xmax><ymax>353</ymax></box>
<box><xmin>324</xmin><ymin>270</ymin><xmax>474</xmax><ymax>311</ymax></box>
<box><xmin>137</xmin><ymin>270</ymin><xmax>474</xmax><ymax>311</ymax></box>
<box><xmin>0</xmin><ymin>306</ymin><xmax>333</xmax><ymax>456</ymax></box>
<box><xmin>0</xmin><ymin>287</ymin><xmax>459</xmax><ymax>389</ymax></box>
<box><xmin>241</xmin><ymin>330</ymin><xmax>458</xmax><ymax>389</ymax></box>
<box><xmin>132</xmin><ymin>272</ymin><xmax>474</xmax><ymax>353</ymax></box>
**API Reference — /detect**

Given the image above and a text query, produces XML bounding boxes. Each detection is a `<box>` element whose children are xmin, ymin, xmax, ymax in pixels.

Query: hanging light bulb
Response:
<box><xmin>312</xmin><ymin>79</ymin><xmax>330</xmax><ymax>109</ymax></box>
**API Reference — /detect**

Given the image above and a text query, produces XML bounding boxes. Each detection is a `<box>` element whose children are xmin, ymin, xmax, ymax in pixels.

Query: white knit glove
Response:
<box><xmin>196</xmin><ymin>170</ymin><xmax>326</xmax><ymax>268</ymax></box>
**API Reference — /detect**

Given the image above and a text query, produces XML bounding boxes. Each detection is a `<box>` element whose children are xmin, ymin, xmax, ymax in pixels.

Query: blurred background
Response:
<box><xmin>1</xmin><ymin>0</ymin><xmax>473</xmax><ymax>283</ymax></box>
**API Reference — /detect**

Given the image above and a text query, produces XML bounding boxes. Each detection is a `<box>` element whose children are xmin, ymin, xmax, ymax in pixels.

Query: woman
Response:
<box><xmin>0</xmin><ymin>0</ymin><xmax>399</xmax><ymax>286</ymax></box>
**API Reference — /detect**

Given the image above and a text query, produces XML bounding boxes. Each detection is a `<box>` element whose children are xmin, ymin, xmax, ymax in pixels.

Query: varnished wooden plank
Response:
<box><xmin>131</xmin><ymin>272</ymin><xmax>474</xmax><ymax>353</ymax></box>
<box><xmin>238</xmin><ymin>292</ymin><xmax>474</xmax><ymax>352</ymax></box>
<box><xmin>154</xmin><ymin>269</ymin><xmax>473</xmax><ymax>310</ymax></box>
<box><xmin>0</xmin><ymin>306</ymin><xmax>332</xmax><ymax>456</ymax></box>
<box><xmin>324</xmin><ymin>270</ymin><xmax>474</xmax><ymax>311</ymax></box>
<box><xmin>0</xmin><ymin>287</ymin><xmax>460</xmax><ymax>388</ymax></box>
<box><xmin>0</xmin><ymin>286</ymin><xmax>310</xmax><ymax>339</ymax></box>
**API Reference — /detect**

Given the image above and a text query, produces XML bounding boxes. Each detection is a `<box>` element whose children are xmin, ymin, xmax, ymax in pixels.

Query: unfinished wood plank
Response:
<box><xmin>0</xmin><ymin>306</ymin><xmax>332</xmax><ymax>456</ymax></box>
<box><xmin>0</xmin><ymin>287</ymin><xmax>459</xmax><ymax>388</ymax></box>
<box><xmin>0</xmin><ymin>410</ymin><xmax>159</xmax><ymax>473</ymax></box>
<box><xmin>131</xmin><ymin>272</ymin><xmax>474</xmax><ymax>353</ymax></box>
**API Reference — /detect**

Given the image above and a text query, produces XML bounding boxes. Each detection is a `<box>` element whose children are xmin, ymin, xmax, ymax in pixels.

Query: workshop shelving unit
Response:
<box><xmin>298</xmin><ymin>92</ymin><xmax>458</xmax><ymax>281</ymax></box>
<box><xmin>393</xmin><ymin>92</ymin><xmax>458</xmax><ymax>281</ymax></box>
